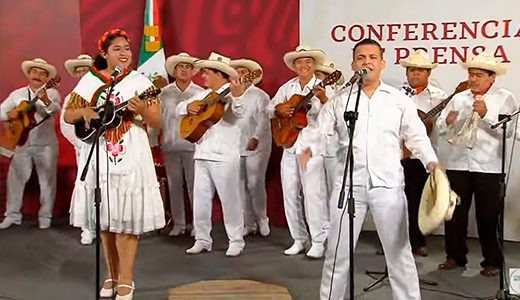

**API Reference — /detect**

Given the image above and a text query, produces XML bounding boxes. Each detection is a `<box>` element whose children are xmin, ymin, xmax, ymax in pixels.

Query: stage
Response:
<box><xmin>1</xmin><ymin>219</ymin><xmax>518</xmax><ymax>300</ymax></box>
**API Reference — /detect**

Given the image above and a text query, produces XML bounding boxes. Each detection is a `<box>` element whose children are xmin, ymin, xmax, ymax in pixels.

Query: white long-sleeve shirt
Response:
<box><xmin>311</xmin><ymin>81</ymin><xmax>437</xmax><ymax>188</ymax></box>
<box><xmin>59</xmin><ymin>94</ymin><xmax>83</xmax><ymax>149</ymax></box>
<box><xmin>437</xmin><ymin>86</ymin><xmax>518</xmax><ymax>173</ymax></box>
<box><xmin>398</xmin><ymin>84</ymin><xmax>448</xmax><ymax>155</ymax></box>
<box><xmin>176</xmin><ymin>83</ymin><xmax>245</xmax><ymax>161</ymax></box>
<box><xmin>160</xmin><ymin>81</ymin><xmax>205</xmax><ymax>152</ymax></box>
<box><xmin>237</xmin><ymin>85</ymin><xmax>271</xmax><ymax>157</ymax></box>
<box><xmin>0</xmin><ymin>86</ymin><xmax>61</xmax><ymax>146</ymax></box>
<box><xmin>267</xmin><ymin>75</ymin><xmax>323</xmax><ymax>154</ymax></box>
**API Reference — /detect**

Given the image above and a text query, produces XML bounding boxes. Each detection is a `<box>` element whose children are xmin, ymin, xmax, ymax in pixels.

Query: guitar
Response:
<box><xmin>179</xmin><ymin>69</ymin><xmax>262</xmax><ymax>143</ymax></box>
<box><xmin>74</xmin><ymin>88</ymin><xmax>161</xmax><ymax>144</ymax></box>
<box><xmin>0</xmin><ymin>77</ymin><xmax>61</xmax><ymax>152</ymax></box>
<box><xmin>271</xmin><ymin>70</ymin><xmax>342</xmax><ymax>148</ymax></box>
<box><xmin>402</xmin><ymin>81</ymin><xmax>469</xmax><ymax>158</ymax></box>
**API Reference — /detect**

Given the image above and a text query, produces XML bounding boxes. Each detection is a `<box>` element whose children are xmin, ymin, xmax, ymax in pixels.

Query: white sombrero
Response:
<box><xmin>460</xmin><ymin>51</ymin><xmax>506</xmax><ymax>76</ymax></box>
<box><xmin>400</xmin><ymin>50</ymin><xmax>438</xmax><ymax>69</ymax></box>
<box><xmin>21</xmin><ymin>58</ymin><xmax>57</xmax><ymax>78</ymax></box>
<box><xmin>418</xmin><ymin>168</ymin><xmax>459</xmax><ymax>235</ymax></box>
<box><xmin>64</xmin><ymin>54</ymin><xmax>93</xmax><ymax>77</ymax></box>
<box><xmin>316</xmin><ymin>59</ymin><xmax>345</xmax><ymax>85</ymax></box>
<box><xmin>194</xmin><ymin>52</ymin><xmax>238</xmax><ymax>78</ymax></box>
<box><xmin>165</xmin><ymin>52</ymin><xmax>200</xmax><ymax>77</ymax></box>
<box><xmin>230</xmin><ymin>58</ymin><xmax>263</xmax><ymax>85</ymax></box>
<box><xmin>283</xmin><ymin>45</ymin><xmax>325</xmax><ymax>71</ymax></box>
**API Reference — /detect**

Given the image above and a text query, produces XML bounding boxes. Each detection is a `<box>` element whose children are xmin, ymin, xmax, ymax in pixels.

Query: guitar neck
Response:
<box><xmin>293</xmin><ymin>81</ymin><xmax>325</xmax><ymax>110</ymax></box>
<box><xmin>210</xmin><ymin>87</ymin><xmax>231</xmax><ymax>105</ymax></box>
<box><xmin>421</xmin><ymin>93</ymin><xmax>455</xmax><ymax>121</ymax></box>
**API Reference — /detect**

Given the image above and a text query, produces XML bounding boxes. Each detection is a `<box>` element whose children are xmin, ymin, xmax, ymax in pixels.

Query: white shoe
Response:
<box><xmin>0</xmin><ymin>218</ymin><xmax>21</xmax><ymax>229</ymax></box>
<box><xmin>284</xmin><ymin>241</ymin><xmax>309</xmax><ymax>255</ymax></box>
<box><xmin>242</xmin><ymin>226</ymin><xmax>257</xmax><ymax>236</ymax></box>
<box><xmin>169</xmin><ymin>226</ymin><xmax>186</xmax><ymax>237</ymax></box>
<box><xmin>306</xmin><ymin>243</ymin><xmax>325</xmax><ymax>259</ymax></box>
<box><xmin>186</xmin><ymin>242</ymin><xmax>212</xmax><ymax>254</ymax></box>
<box><xmin>226</xmin><ymin>243</ymin><xmax>244</xmax><ymax>257</ymax></box>
<box><xmin>81</xmin><ymin>229</ymin><xmax>94</xmax><ymax>245</ymax></box>
<box><xmin>100</xmin><ymin>279</ymin><xmax>118</xmax><ymax>298</ymax></box>
<box><xmin>38</xmin><ymin>218</ymin><xmax>51</xmax><ymax>229</ymax></box>
<box><xmin>258</xmin><ymin>220</ymin><xmax>270</xmax><ymax>237</ymax></box>
<box><xmin>115</xmin><ymin>282</ymin><xmax>134</xmax><ymax>300</ymax></box>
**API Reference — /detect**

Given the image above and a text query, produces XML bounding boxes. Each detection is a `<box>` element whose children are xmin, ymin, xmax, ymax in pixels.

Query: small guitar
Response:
<box><xmin>0</xmin><ymin>77</ymin><xmax>61</xmax><ymax>151</ymax></box>
<box><xmin>74</xmin><ymin>88</ymin><xmax>161</xmax><ymax>143</ymax></box>
<box><xmin>402</xmin><ymin>81</ymin><xmax>469</xmax><ymax>158</ymax></box>
<box><xmin>179</xmin><ymin>69</ymin><xmax>262</xmax><ymax>143</ymax></box>
<box><xmin>271</xmin><ymin>70</ymin><xmax>342</xmax><ymax>148</ymax></box>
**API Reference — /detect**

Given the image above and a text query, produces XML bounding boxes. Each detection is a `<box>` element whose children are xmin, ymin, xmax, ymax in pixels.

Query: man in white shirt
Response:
<box><xmin>0</xmin><ymin>58</ymin><xmax>62</xmax><ymax>230</ymax></box>
<box><xmin>230</xmin><ymin>59</ymin><xmax>272</xmax><ymax>237</ymax></box>
<box><xmin>267</xmin><ymin>45</ymin><xmax>329</xmax><ymax>258</ymax></box>
<box><xmin>160</xmin><ymin>53</ymin><xmax>205</xmax><ymax>237</ymax></box>
<box><xmin>177</xmin><ymin>52</ymin><xmax>246</xmax><ymax>257</ymax></box>
<box><xmin>60</xmin><ymin>54</ymin><xmax>95</xmax><ymax>244</ymax></box>
<box><xmin>436</xmin><ymin>51</ymin><xmax>516</xmax><ymax>277</ymax></box>
<box><xmin>300</xmin><ymin>39</ymin><xmax>438</xmax><ymax>300</ymax></box>
<box><xmin>398</xmin><ymin>50</ymin><xmax>448</xmax><ymax>257</ymax></box>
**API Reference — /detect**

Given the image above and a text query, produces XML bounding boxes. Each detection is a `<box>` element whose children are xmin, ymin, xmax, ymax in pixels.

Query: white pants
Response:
<box><xmin>323</xmin><ymin>156</ymin><xmax>338</xmax><ymax>227</ymax></box>
<box><xmin>241</xmin><ymin>151</ymin><xmax>270</xmax><ymax>228</ymax></box>
<box><xmin>5</xmin><ymin>145</ymin><xmax>58</xmax><ymax>222</ymax></box>
<box><xmin>193</xmin><ymin>158</ymin><xmax>244</xmax><ymax>247</ymax></box>
<box><xmin>164</xmin><ymin>150</ymin><xmax>195</xmax><ymax>229</ymax></box>
<box><xmin>281</xmin><ymin>150</ymin><xmax>327</xmax><ymax>244</ymax></box>
<box><xmin>320</xmin><ymin>183</ymin><xmax>421</xmax><ymax>300</ymax></box>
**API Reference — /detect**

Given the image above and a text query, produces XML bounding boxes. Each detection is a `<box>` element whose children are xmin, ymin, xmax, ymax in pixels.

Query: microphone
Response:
<box><xmin>342</xmin><ymin>68</ymin><xmax>369</xmax><ymax>88</ymax></box>
<box><xmin>110</xmin><ymin>65</ymin><xmax>124</xmax><ymax>80</ymax></box>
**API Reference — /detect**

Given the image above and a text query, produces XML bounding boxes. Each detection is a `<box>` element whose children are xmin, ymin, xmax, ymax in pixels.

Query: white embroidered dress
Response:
<box><xmin>68</xmin><ymin>68</ymin><xmax>165</xmax><ymax>235</ymax></box>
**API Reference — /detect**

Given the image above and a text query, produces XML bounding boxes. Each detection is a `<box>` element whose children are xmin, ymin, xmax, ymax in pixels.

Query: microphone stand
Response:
<box><xmin>491</xmin><ymin>111</ymin><xmax>520</xmax><ymax>300</ymax></box>
<box><xmin>80</xmin><ymin>75</ymin><xmax>117</xmax><ymax>300</ymax></box>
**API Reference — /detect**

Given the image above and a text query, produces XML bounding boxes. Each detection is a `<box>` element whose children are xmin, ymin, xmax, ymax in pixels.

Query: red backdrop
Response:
<box><xmin>0</xmin><ymin>0</ymin><xmax>299</xmax><ymax>226</ymax></box>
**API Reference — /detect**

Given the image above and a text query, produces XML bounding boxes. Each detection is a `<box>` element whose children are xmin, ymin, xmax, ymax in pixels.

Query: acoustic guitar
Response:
<box><xmin>402</xmin><ymin>81</ymin><xmax>469</xmax><ymax>158</ymax></box>
<box><xmin>0</xmin><ymin>77</ymin><xmax>61</xmax><ymax>153</ymax></box>
<box><xmin>271</xmin><ymin>70</ymin><xmax>342</xmax><ymax>148</ymax></box>
<box><xmin>74</xmin><ymin>88</ymin><xmax>161</xmax><ymax>144</ymax></box>
<box><xmin>179</xmin><ymin>69</ymin><xmax>262</xmax><ymax>143</ymax></box>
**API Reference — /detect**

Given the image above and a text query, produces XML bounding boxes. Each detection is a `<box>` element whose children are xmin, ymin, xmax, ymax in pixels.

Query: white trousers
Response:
<box><xmin>280</xmin><ymin>150</ymin><xmax>327</xmax><ymax>244</ymax></box>
<box><xmin>193</xmin><ymin>158</ymin><xmax>244</xmax><ymax>247</ymax></box>
<box><xmin>164</xmin><ymin>150</ymin><xmax>195</xmax><ymax>229</ymax></box>
<box><xmin>5</xmin><ymin>145</ymin><xmax>58</xmax><ymax>222</ymax></box>
<box><xmin>241</xmin><ymin>151</ymin><xmax>270</xmax><ymax>228</ymax></box>
<box><xmin>320</xmin><ymin>183</ymin><xmax>421</xmax><ymax>300</ymax></box>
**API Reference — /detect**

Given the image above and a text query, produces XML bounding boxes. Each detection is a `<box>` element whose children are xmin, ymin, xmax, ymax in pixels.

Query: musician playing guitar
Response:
<box><xmin>176</xmin><ymin>52</ymin><xmax>247</xmax><ymax>257</ymax></box>
<box><xmin>266</xmin><ymin>45</ymin><xmax>329</xmax><ymax>258</ymax></box>
<box><xmin>397</xmin><ymin>50</ymin><xmax>448</xmax><ymax>257</ymax></box>
<box><xmin>0</xmin><ymin>58</ymin><xmax>61</xmax><ymax>230</ymax></box>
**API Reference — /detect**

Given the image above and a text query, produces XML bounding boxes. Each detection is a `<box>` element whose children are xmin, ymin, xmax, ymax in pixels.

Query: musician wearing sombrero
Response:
<box><xmin>161</xmin><ymin>52</ymin><xmax>204</xmax><ymax>237</ymax></box>
<box><xmin>399</xmin><ymin>49</ymin><xmax>448</xmax><ymax>257</ymax></box>
<box><xmin>300</xmin><ymin>38</ymin><xmax>438</xmax><ymax>300</ymax></box>
<box><xmin>436</xmin><ymin>51</ymin><xmax>517</xmax><ymax>277</ymax></box>
<box><xmin>230</xmin><ymin>58</ymin><xmax>272</xmax><ymax>237</ymax></box>
<box><xmin>176</xmin><ymin>52</ymin><xmax>247</xmax><ymax>257</ymax></box>
<box><xmin>60</xmin><ymin>54</ymin><xmax>95</xmax><ymax>245</ymax></box>
<box><xmin>0</xmin><ymin>58</ymin><xmax>61</xmax><ymax>230</ymax></box>
<box><xmin>267</xmin><ymin>45</ymin><xmax>329</xmax><ymax>258</ymax></box>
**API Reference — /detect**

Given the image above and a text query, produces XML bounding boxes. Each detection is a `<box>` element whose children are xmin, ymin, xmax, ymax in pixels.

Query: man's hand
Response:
<box><xmin>446</xmin><ymin>111</ymin><xmax>458</xmax><ymax>125</ymax></box>
<box><xmin>473</xmin><ymin>99</ymin><xmax>487</xmax><ymax>118</ymax></box>
<box><xmin>187</xmin><ymin>100</ymin><xmax>205</xmax><ymax>115</ymax></box>
<box><xmin>426</xmin><ymin>161</ymin><xmax>438</xmax><ymax>173</ymax></box>
<box><xmin>127</xmin><ymin>96</ymin><xmax>146</xmax><ymax>114</ymax></box>
<box><xmin>38</xmin><ymin>89</ymin><xmax>51</xmax><ymax>106</ymax></box>
<box><xmin>7</xmin><ymin>110</ymin><xmax>20</xmax><ymax>120</ymax></box>
<box><xmin>313</xmin><ymin>86</ymin><xmax>327</xmax><ymax>103</ymax></box>
<box><xmin>298</xmin><ymin>148</ymin><xmax>312</xmax><ymax>170</ymax></box>
<box><xmin>230</xmin><ymin>79</ymin><xmax>245</xmax><ymax>97</ymax></box>
<box><xmin>82</xmin><ymin>108</ymin><xmax>99</xmax><ymax>124</ymax></box>
<box><xmin>247</xmin><ymin>138</ymin><xmax>259</xmax><ymax>151</ymax></box>
<box><xmin>152</xmin><ymin>76</ymin><xmax>168</xmax><ymax>89</ymax></box>
<box><xmin>275</xmin><ymin>103</ymin><xmax>294</xmax><ymax>118</ymax></box>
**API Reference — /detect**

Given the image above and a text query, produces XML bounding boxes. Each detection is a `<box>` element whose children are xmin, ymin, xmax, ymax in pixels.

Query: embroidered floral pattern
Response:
<box><xmin>105</xmin><ymin>139</ymin><xmax>126</xmax><ymax>165</ymax></box>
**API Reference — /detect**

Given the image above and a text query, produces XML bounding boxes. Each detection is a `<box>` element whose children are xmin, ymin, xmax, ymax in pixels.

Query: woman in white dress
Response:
<box><xmin>63</xmin><ymin>29</ymin><xmax>165</xmax><ymax>300</ymax></box>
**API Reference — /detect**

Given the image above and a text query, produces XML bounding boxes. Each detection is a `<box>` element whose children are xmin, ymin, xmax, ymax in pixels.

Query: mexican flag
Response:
<box><xmin>137</xmin><ymin>0</ymin><xmax>167</xmax><ymax>147</ymax></box>
<box><xmin>137</xmin><ymin>0</ymin><xmax>167</xmax><ymax>83</ymax></box>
